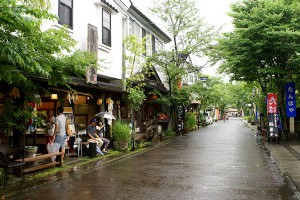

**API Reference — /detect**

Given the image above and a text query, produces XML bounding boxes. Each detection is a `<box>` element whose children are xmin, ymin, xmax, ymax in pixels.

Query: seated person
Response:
<box><xmin>96</xmin><ymin>121</ymin><xmax>110</xmax><ymax>153</ymax></box>
<box><xmin>87</xmin><ymin>118</ymin><xmax>103</xmax><ymax>150</ymax></box>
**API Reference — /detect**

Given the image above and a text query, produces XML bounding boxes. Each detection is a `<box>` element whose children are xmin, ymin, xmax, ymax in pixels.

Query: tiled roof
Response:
<box><xmin>101</xmin><ymin>0</ymin><xmax>118</xmax><ymax>13</ymax></box>
<box><xmin>129</xmin><ymin>5</ymin><xmax>171</xmax><ymax>43</ymax></box>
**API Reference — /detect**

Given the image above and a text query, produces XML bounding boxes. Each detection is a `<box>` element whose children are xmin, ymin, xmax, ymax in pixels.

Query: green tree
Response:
<box><xmin>216</xmin><ymin>0</ymin><xmax>300</xmax><ymax>130</ymax></box>
<box><xmin>123</xmin><ymin>35</ymin><xmax>148</xmax><ymax>112</ymax></box>
<box><xmin>0</xmin><ymin>0</ymin><xmax>98</xmax><ymax>143</ymax></box>
<box><xmin>149</xmin><ymin>0</ymin><xmax>217</xmax><ymax>131</ymax></box>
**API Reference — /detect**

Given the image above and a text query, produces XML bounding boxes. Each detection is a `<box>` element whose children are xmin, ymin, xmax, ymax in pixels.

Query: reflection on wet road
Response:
<box><xmin>11</xmin><ymin>118</ymin><xmax>297</xmax><ymax>200</ymax></box>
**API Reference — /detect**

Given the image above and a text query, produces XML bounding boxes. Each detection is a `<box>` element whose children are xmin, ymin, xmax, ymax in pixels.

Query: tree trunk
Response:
<box><xmin>278</xmin><ymin>85</ymin><xmax>287</xmax><ymax>131</ymax></box>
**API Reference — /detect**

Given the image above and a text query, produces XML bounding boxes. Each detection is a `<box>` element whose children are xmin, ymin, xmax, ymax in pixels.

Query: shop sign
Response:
<box><xmin>267</xmin><ymin>93</ymin><xmax>278</xmax><ymax>114</ymax></box>
<box><xmin>86</xmin><ymin>66</ymin><xmax>97</xmax><ymax>84</ymax></box>
<box><xmin>177</xmin><ymin>104</ymin><xmax>185</xmax><ymax>133</ymax></box>
<box><xmin>285</xmin><ymin>82</ymin><xmax>296</xmax><ymax>117</ymax></box>
<box><xmin>268</xmin><ymin>113</ymin><xmax>278</xmax><ymax>137</ymax></box>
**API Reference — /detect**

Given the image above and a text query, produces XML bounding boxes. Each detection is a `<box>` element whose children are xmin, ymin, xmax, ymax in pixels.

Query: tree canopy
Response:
<box><xmin>149</xmin><ymin>0</ymin><xmax>217</xmax><ymax>108</ymax></box>
<box><xmin>217</xmin><ymin>0</ymin><xmax>300</xmax><ymax>93</ymax></box>
<box><xmin>216</xmin><ymin>0</ymin><xmax>300</xmax><ymax>130</ymax></box>
<box><xmin>0</xmin><ymin>0</ymin><xmax>98</xmax><ymax>100</ymax></box>
<box><xmin>0</xmin><ymin>0</ymin><xmax>98</xmax><ymax>134</ymax></box>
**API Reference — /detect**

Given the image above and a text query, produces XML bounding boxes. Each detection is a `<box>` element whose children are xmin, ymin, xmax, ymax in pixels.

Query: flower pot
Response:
<box><xmin>113</xmin><ymin>141</ymin><xmax>128</xmax><ymax>151</ymax></box>
<box><xmin>24</xmin><ymin>146</ymin><xmax>38</xmax><ymax>167</ymax></box>
<box><xmin>24</xmin><ymin>146</ymin><xmax>38</xmax><ymax>157</ymax></box>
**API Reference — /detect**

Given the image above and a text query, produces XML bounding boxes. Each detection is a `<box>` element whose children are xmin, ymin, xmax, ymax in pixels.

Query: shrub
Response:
<box><xmin>185</xmin><ymin>112</ymin><xmax>196</xmax><ymax>130</ymax></box>
<box><xmin>112</xmin><ymin>121</ymin><xmax>131</xmax><ymax>142</ymax></box>
<box><xmin>164</xmin><ymin>130</ymin><xmax>176</xmax><ymax>137</ymax></box>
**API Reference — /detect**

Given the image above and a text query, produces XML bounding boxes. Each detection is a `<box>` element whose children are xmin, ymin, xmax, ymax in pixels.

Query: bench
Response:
<box><xmin>16</xmin><ymin>152</ymin><xmax>63</xmax><ymax>173</ymax></box>
<box><xmin>0</xmin><ymin>147</ymin><xmax>25</xmax><ymax>188</ymax></box>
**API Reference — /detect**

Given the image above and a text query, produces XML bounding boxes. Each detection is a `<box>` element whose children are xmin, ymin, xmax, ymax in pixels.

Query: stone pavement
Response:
<box><xmin>244</xmin><ymin>120</ymin><xmax>300</xmax><ymax>199</ymax></box>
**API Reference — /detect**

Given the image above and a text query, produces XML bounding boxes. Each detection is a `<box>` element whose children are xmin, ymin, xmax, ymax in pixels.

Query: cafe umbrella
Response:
<box><xmin>95</xmin><ymin>111</ymin><xmax>116</xmax><ymax>120</ymax></box>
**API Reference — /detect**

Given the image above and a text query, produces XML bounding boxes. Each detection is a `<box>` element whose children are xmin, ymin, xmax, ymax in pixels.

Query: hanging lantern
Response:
<box><xmin>106</xmin><ymin>97</ymin><xmax>112</xmax><ymax>104</ymax></box>
<box><xmin>97</xmin><ymin>98</ymin><xmax>103</xmax><ymax>105</ymax></box>
<box><xmin>66</xmin><ymin>93</ymin><xmax>71</xmax><ymax>100</ymax></box>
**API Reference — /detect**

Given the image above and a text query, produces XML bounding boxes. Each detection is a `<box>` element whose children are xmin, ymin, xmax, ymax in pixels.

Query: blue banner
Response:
<box><xmin>276</xmin><ymin>114</ymin><xmax>282</xmax><ymax>132</ymax></box>
<box><xmin>285</xmin><ymin>82</ymin><xmax>297</xmax><ymax>117</ymax></box>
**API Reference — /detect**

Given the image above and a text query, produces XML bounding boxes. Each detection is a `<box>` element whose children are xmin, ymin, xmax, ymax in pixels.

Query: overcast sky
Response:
<box><xmin>130</xmin><ymin>0</ymin><xmax>238</xmax><ymax>33</ymax></box>
<box><xmin>130</xmin><ymin>0</ymin><xmax>239</xmax><ymax>78</ymax></box>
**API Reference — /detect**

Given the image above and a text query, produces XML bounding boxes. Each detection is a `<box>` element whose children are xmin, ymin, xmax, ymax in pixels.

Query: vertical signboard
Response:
<box><xmin>268</xmin><ymin>113</ymin><xmax>278</xmax><ymax>137</ymax></box>
<box><xmin>267</xmin><ymin>93</ymin><xmax>278</xmax><ymax>114</ymax></box>
<box><xmin>177</xmin><ymin>104</ymin><xmax>185</xmax><ymax>134</ymax></box>
<box><xmin>285</xmin><ymin>82</ymin><xmax>297</xmax><ymax>117</ymax></box>
<box><xmin>86</xmin><ymin>24</ymin><xmax>98</xmax><ymax>84</ymax></box>
<box><xmin>86</xmin><ymin>67</ymin><xmax>97</xmax><ymax>84</ymax></box>
<box><xmin>267</xmin><ymin>93</ymin><xmax>278</xmax><ymax>137</ymax></box>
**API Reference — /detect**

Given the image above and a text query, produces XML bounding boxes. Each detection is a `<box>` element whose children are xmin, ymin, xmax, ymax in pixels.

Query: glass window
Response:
<box><xmin>58</xmin><ymin>0</ymin><xmax>73</xmax><ymax>29</ymax></box>
<box><xmin>142</xmin><ymin>28</ymin><xmax>146</xmax><ymax>56</ymax></box>
<box><xmin>102</xmin><ymin>9</ymin><xmax>111</xmax><ymax>46</ymax></box>
<box><xmin>152</xmin><ymin>35</ymin><xmax>156</xmax><ymax>55</ymax></box>
<box><xmin>134</xmin><ymin>22</ymin><xmax>140</xmax><ymax>38</ymax></box>
<box><xmin>129</xmin><ymin>19</ymin><xmax>134</xmax><ymax>36</ymax></box>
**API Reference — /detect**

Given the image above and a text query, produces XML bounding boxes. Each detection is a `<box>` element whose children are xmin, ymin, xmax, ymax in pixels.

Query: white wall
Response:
<box><xmin>43</xmin><ymin>0</ymin><xmax>123</xmax><ymax>80</ymax></box>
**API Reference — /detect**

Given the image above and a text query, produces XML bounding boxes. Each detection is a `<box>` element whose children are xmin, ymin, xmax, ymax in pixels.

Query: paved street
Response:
<box><xmin>10</xmin><ymin>118</ymin><xmax>297</xmax><ymax>200</ymax></box>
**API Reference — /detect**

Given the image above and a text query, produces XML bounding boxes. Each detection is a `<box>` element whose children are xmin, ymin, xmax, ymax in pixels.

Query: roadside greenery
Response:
<box><xmin>0</xmin><ymin>0</ymin><xmax>98</xmax><ymax>139</ymax></box>
<box><xmin>123</xmin><ymin>35</ymin><xmax>148</xmax><ymax>112</ymax></box>
<box><xmin>149</xmin><ymin>0</ymin><xmax>218</xmax><ymax>132</ymax></box>
<box><xmin>185</xmin><ymin>112</ymin><xmax>197</xmax><ymax>130</ymax></box>
<box><xmin>112</xmin><ymin>121</ymin><xmax>131</xmax><ymax>142</ymax></box>
<box><xmin>216</xmin><ymin>0</ymin><xmax>300</xmax><ymax>131</ymax></box>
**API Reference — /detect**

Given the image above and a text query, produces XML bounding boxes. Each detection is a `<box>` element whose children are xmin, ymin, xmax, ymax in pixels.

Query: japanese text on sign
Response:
<box><xmin>285</xmin><ymin>82</ymin><xmax>297</xmax><ymax>117</ymax></box>
<box><xmin>268</xmin><ymin>113</ymin><xmax>278</xmax><ymax>137</ymax></box>
<box><xmin>267</xmin><ymin>93</ymin><xmax>278</xmax><ymax>114</ymax></box>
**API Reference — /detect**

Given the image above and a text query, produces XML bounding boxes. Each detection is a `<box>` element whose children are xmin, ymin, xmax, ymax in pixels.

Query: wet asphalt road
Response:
<box><xmin>11</xmin><ymin>118</ymin><xmax>297</xmax><ymax>200</ymax></box>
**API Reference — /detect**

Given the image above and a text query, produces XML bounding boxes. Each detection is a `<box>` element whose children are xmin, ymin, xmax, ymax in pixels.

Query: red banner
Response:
<box><xmin>267</xmin><ymin>93</ymin><xmax>278</xmax><ymax>114</ymax></box>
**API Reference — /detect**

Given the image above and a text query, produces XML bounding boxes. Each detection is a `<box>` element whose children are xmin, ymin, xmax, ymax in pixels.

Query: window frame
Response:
<box><xmin>102</xmin><ymin>9</ymin><xmax>111</xmax><ymax>47</ymax></box>
<box><xmin>58</xmin><ymin>0</ymin><xmax>73</xmax><ymax>29</ymax></box>
<box><xmin>142</xmin><ymin>28</ymin><xmax>147</xmax><ymax>56</ymax></box>
<box><xmin>152</xmin><ymin>35</ymin><xmax>156</xmax><ymax>55</ymax></box>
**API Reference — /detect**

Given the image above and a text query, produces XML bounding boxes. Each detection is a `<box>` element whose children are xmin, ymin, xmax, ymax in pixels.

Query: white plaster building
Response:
<box><xmin>41</xmin><ymin>0</ymin><xmax>171</xmax><ymax>129</ymax></box>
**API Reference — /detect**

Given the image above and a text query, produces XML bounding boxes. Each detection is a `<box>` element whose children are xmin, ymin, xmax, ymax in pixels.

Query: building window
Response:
<box><xmin>134</xmin><ymin>22</ymin><xmax>140</xmax><ymax>38</ymax></box>
<box><xmin>142</xmin><ymin>28</ymin><xmax>146</xmax><ymax>56</ymax></box>
<box><xmin>152</xmin><ymin>35</ymin><xmax>156</xmax><ymax>55</ymax></box>
<box><xmin>129</xmin><ymin>20</ymin><xmax>134</xmax><ymax>36</ymax></box>
<box><xmin>58</xmin><ymin>0</ymin><xmax>73</xmax><ymax>29</ymax></box>
<box><xmin>102</xmin><ymin>9</ymin><xmax>111</xmax><ymax>47</ymax></box>
<box><xmin>129</xmin><ymin>19</ymin><xmax>141</xmax><ymax>39</ymax></box>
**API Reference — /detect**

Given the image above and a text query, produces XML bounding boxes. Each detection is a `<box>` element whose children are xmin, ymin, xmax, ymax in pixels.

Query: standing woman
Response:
<box><xmin>53</xmin><ymin>106</ymin><xmax>66</xmax><ymax>163</ymax></box>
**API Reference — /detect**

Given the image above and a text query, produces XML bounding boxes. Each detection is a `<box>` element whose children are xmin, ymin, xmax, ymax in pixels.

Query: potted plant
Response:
<box><xmin>185</xmin><ymin>112</ymin><xmax>197</xmax><ymax>132</ymax></box>
<box><xmin>112</xmin><ymin>121</ymin><xmax>131</xmax><ymax>151</ymax></box>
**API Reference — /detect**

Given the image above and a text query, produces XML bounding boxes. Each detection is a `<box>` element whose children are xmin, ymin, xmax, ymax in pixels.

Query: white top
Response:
<box><xmin>55</xmin><ymin>114</ymin><xmax>66</xmax><ymax>137</ymax></box>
